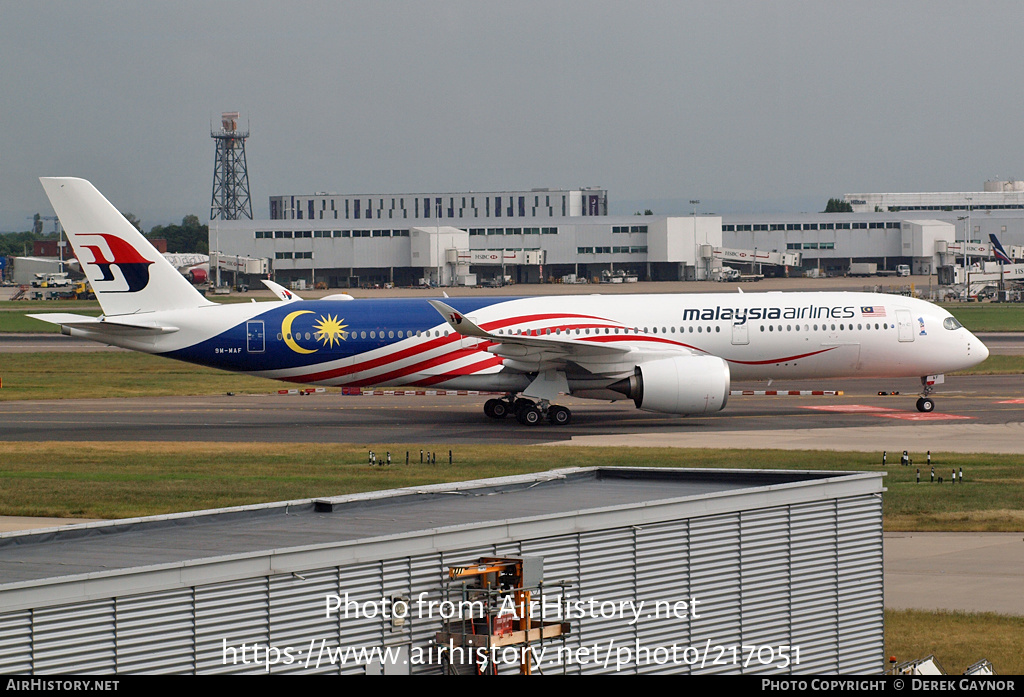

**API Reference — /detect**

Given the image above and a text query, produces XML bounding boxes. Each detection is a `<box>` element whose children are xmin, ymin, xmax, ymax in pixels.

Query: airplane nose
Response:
<box><xmin>972</xmin><ymin>333</ymin><xmax>989</xmax><ymax>363</ymax></box>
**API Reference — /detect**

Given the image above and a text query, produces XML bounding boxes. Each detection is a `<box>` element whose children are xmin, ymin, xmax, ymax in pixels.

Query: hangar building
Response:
<box><xmin>0</xmin><ymin>467</ymin><xmax>884</xmax><ymax>675</ymax></box>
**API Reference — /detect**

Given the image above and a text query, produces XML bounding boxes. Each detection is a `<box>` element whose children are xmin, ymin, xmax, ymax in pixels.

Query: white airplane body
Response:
<box><xmin>30</xmin><ymin>178</ymin><xmax>989</xmax><ymax>424</ymax></box>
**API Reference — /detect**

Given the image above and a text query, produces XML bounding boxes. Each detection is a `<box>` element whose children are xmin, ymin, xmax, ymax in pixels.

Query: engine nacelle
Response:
<box><xmin>609</xmin><ymin>355</ymin><xmax>730</xmax><ymax>415</ymax></box>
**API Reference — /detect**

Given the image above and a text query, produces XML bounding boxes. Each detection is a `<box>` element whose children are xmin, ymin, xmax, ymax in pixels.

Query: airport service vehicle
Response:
<box><xmin>29</xmin><ymin>178</ymin><xmax>989</xmax><ymax>424</ymax></box>
<box><xmin>848</xmin><ymin>263</ymin><xmax>877</xmax><ymax>277</ymax></box>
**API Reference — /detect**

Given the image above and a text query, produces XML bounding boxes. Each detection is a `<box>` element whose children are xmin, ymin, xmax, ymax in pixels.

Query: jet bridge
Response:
<box><xmin>712</xmin><ymin>247</ymin><xmax>801</xmax><ymax>268</ymax></box>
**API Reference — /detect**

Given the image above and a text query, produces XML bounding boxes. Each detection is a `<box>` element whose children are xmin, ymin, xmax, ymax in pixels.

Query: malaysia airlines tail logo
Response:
<box><xmin>78</xmin><ymin>233</ymin><xmax>154</xmax><ymax>293</ymax></box>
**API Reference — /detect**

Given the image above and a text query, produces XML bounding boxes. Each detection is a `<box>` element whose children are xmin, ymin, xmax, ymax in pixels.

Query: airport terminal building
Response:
<box><xmin>211</xmin><ymin>213</ymin><xmax>721</xmax><ymax>287</ymax></box>
<box><xmin>843</xmin><ymin>179</ymin><xmax>1024</xmax><ymax>213</ymax></box>
<box><xmin>269</xmin><ymin>187</ymin><xmax>608</xmax><ymax>222</ymax></box>
<box><xmin>207</xmin><ymin>185</ymin><xmax>1024</xmax><ymax>288</ymax></box>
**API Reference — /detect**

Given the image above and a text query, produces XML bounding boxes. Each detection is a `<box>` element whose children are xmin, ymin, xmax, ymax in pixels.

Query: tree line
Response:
<box><xmin>1</xmin><ymin>213</ymin><xmax>208</xmax><ymax>257</ymax></box>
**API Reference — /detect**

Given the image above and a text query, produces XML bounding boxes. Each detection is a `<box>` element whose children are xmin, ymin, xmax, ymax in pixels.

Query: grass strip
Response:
<box><xmin>886</xmin><ymin>609</ymin><xmax>1024</xmax><ymax>675</ymax></box>
<box><xmin>938</xmin><ymin>303</ymin><xmax>1024</xmax><ymax>332</ymax></box>
<box><xmin>0</xmin><ymin>443</ymin><xmax>1019</xmax><ymax>531</ymax></box>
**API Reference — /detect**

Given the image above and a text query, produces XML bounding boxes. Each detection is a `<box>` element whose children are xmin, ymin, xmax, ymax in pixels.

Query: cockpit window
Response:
<box><xmin>943</xmin><ymin>317</ymin><xmax>963</xmax><ymax>330</ymax></box>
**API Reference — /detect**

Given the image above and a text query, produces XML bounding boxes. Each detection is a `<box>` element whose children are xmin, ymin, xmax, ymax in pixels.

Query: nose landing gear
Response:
<box><xmin>915</xmin><ymin>374</ymin><xmax>942</xmax><ymax>413</ymax></box>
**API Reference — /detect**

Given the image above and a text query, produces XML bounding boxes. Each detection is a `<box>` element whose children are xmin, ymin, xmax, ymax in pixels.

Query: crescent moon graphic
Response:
<box><xmin>282</xmin><ymin>310</ymin><xmax>317</xmax><ymax>354</ymax></box>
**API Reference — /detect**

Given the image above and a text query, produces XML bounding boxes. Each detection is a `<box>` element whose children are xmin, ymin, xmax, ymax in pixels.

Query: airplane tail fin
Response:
<box><xmin>39</xmin><ymin>177</ymin><xmax>214</xmax><ymax>316</ymax></box>
<box><xmin>989</xmin><ymin>233</ymin><xmax>1012</xmax><ymax>265</ymax></box>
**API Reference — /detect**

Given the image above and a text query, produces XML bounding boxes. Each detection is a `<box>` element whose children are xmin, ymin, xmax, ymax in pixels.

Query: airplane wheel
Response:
<box><xmin>484</xmin><ymin>399</ymin><xmax>509</xmax><ymax>419</ymax></box>
<box><xmin>916</xmin><ymin>397</ymin><xmax>935</xmax><ymax>413</ymax></box>
<box><xmin>548</xmin><ymin>406</ymin><xmax>572</xmax><ymax>426</ymax></box>
<box><xmin>516</xmin><ymin>405</ymin><xmax>543</xmax><ymax>426</ymax></box>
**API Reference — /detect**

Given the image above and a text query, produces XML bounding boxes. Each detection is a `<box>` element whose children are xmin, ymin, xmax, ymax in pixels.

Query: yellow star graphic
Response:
<box><xmin>313</xmin><ymin>314</ymin><xmax>348</xmax><ymax>348</ymax></box>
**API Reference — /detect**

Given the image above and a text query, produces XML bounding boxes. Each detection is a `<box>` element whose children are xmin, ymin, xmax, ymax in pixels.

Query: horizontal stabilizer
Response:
<box><xmin>27</xmin><ymin>313</ymin><xmax>179</xmax><ymax>334</ymax></box>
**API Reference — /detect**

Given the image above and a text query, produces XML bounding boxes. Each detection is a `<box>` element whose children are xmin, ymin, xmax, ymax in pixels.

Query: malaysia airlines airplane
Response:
<box><xmin>30</xmin><ymin>178</ymin><xmax>989</xmax><ymax>425</ymax></box>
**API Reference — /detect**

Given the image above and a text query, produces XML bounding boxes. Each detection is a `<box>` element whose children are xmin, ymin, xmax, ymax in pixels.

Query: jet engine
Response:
<box><xmin>609</xmin><ymin>355</ymin><xmax>730</xmax><ymax>415</ymax></box>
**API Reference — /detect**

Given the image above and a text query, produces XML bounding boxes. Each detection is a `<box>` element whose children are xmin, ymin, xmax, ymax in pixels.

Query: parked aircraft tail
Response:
<box><xmin>38</xmin><ymin>177</ymin><xmax>213</xmax><ymax>316</ymax></box>
<box><xmin>989</xmin><ymin>233</ymin><xmax>1012</xmax><ymax>265</ymax></box>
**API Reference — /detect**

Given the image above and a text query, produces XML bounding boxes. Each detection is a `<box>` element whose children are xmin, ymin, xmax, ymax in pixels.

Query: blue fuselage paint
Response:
<box><xmin>162</xmin><ymin>297</ymin><xmax>507</xmax><ymax>372</ymax></box>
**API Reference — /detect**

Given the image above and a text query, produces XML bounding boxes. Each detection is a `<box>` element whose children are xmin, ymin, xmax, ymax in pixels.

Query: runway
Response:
<box><xmin>1</xmin><ymin>374</ymin><xmax>1021</xmax><ymax>450</ymax></box>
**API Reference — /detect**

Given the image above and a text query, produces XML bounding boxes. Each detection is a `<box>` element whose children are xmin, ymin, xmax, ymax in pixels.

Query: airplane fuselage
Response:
<box><xmin>63</xmin><ymin>291</ymin><xmax>987</xmax><ymax>395</ymax></box>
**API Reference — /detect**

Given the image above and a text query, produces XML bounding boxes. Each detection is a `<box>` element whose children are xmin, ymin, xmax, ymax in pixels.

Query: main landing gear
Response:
<box><xmin>483</xmin><ymin>395</ymin><xmax>572</xmax><ymax>426</ymax></box>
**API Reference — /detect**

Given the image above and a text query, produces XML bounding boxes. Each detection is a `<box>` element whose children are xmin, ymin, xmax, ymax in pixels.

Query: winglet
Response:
<box><xmin>262</xmin><ymin>279</ymin><xmax>301</xmax><ymax>301</ymax></box>
<box><xmin>427</xmin><ymin>300</ymin><xmax>491</xmax><ymax>339</ymax></box>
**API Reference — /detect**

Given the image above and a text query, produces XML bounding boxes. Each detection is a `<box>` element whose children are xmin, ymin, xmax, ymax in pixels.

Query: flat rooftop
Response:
<box><xmin>0</xmin><ymin>467</ymin><xmax>878</xmax><ymax>590</ymax></box>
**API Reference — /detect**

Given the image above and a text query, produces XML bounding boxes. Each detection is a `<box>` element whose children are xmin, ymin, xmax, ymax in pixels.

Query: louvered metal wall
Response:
<box><xmin>0</xmin><ymin>491</ymin><xmax>882</xmax><ymax>675</ymax></box>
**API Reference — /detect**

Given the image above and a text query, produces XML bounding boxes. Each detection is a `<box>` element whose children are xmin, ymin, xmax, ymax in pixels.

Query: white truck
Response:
<box><xmin>848</xmin><ymin>263</ymin><xmax>877</xmax><ymax>277</ymax></box>
<box><xmin>850</xmin><ymin>263</ymin><xmax>910</xmax><ymax>277</ymax></box>
<box><xmin>712</xmin><ymin>267</ymin><xmax>763</xmax><ymax>282</ymax></box>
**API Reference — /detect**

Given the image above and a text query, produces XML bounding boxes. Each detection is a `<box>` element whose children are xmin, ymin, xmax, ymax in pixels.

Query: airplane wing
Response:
<box><xmin>427</xmin><ymin>299</ymin><xmax>714</xmax><ymax>407</ymax></box>
<box><xmin>428</xmin><ymin>299</ymin><xmax>632</xmax><ymax>359</ymax></box>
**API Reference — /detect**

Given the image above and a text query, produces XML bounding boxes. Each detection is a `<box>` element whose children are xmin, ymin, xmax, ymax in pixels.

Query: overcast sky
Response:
<box><xmin>3</xmin><ymin>1</ymin><xmax>1023</xmax><ymax>231</ymax></box>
